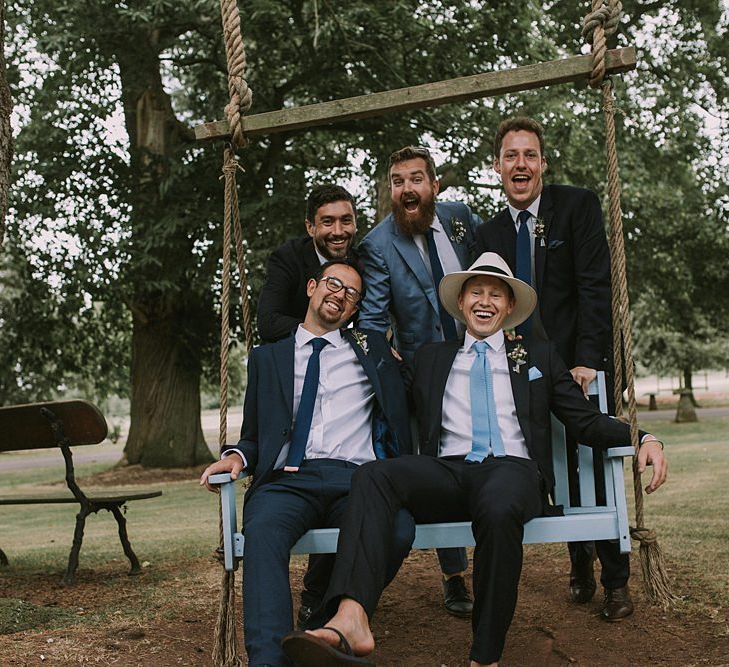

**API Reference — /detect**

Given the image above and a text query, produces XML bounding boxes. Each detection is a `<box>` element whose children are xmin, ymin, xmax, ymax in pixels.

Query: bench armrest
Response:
<box><xmin>208</xmin><ymin>472</ymin><xmax>249</xmax><ymax>571</ymax></box>
<box><xmin>606</xmin><ymin>446</ymin><xmax>634</xmax><ymax>458</ymax></box>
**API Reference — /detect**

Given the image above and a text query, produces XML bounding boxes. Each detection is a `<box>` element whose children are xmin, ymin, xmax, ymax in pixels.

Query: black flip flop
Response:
<box><xmin>281</xmin><ymin>626</ymin><xmax>374</xmax><ymax>666</ymax></box>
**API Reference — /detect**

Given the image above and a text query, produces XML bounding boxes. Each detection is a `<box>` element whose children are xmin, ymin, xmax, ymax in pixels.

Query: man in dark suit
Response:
<box><xmin>283</xmin><ymin>254</ymin><xmax>667</xmax><ymax>667</ymax></box>
<box><xmin>357</xmin><ymin>145</ymin><xmax>483</xmax><ymax>616</ymax></box>
<box><xmin>257</xmin><ymin>184</ymin><xmax>359</xmax><ymax>343</ymax></box>
<box><xmin>201</xmin><ymin>259</ymin><xmax>415</xmax><ymax>667</ymax></box>
<box><xmin>474</xmin><ymin>117</ymin><xmax>628</xmax><ymax>619</ymax></box>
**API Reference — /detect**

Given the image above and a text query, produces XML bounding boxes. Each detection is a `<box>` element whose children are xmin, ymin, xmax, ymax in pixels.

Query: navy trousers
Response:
<box><xmin>242</xmin><ymin>459</ymin><xmax>416</xmax><ymax>667</ymax></box>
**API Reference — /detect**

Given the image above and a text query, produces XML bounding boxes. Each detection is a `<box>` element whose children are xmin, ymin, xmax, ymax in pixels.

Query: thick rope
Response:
<box><xmin>212</xmin><ymin>148</ymin><xmax>244</xmax><ymax>667</ymax></box>
<box><xmin>220</xmin><ymin>0</ymin><xmax>253</xmax><ymax>150</ymax></box>
<box><xmin>582</xmin><ymin>0</ymin><xmax>622</xmax><ymax>89</ymax></box>
<box><xmin>584</xmin><ymin>2</ymin><xmax>677</xmax><ymax>604</ymax></box>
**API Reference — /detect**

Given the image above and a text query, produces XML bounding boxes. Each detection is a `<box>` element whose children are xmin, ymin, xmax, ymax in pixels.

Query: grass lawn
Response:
<box><xmin>0</xmin><ymin>412</ymin><xmax>727</xmax><ymax>653</ymax></box>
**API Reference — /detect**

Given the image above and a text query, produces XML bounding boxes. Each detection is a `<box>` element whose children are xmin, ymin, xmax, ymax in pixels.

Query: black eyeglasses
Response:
<box><xmin>319</xmin><ymin>276</ymin><xmax>362</xmax><ymax>304</ymax></box>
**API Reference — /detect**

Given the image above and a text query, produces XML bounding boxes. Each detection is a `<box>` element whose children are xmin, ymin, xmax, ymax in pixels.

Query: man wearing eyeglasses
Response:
<box><xmin>257</xmin><ymin>184</ymin><xmax>359</xmax><ymax>343</ymax></box>
<box><xmin>357</xmin><ymin>145</ymin><xmax>483</xmax><ymax>616</ymax></box>
<box><xmin>201</xmin><ymin>259</ymin><xmax>415</xmax><ymax>667</ymax></box>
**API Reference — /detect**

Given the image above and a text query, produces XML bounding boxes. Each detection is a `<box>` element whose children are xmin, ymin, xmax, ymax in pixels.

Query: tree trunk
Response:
<box><xmin>675</xmin><ymin>389</ymin><xmax>698</xmax><ymax>423</ymax></box>
<box><xmin>124</xmin><ymin>310</ymin><xmax>212</xmax><ymax>467</ymax></box>
<box><xmin>683</xmin><ymin>365</ymin><xmax>699</xmax><ymax>407</ymax></box>
<box><xmin>0</xmin><ymin>0</ymin><xmax>13</xmax><ymax>247</ymax></box>
<box><xmin>375</xmin><ymin>170</ymin><xmax>390</xmax><ymax>224</ymax></box>
<box><xmin>115</xmin><ymin>32</ymin><xmax>211</xmax><ymax>468</ymax></box>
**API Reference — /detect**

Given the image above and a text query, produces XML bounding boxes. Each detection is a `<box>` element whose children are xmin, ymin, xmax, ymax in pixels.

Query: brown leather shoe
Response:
<box><xmin>443</xmin><ymin>575</ymin><xmax>473</xmax><ymax>617</ymax></box>
<box><xmin>569</xmin><ymin>558</ymin><xmax>597</xmax><ymax>603</ymax></box>
<box><xmin>601</xmin><ymin>585</ymin><xmax>634</xmax><ymax>621</ymax></box>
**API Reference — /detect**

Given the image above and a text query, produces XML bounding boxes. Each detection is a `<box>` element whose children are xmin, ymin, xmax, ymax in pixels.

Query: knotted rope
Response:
<box><xmin>583</xmin><ymin>1</ymin><xmax>676</xmax><ymax>607</ymax></box>
<box><xmin>213</xmin><ymin>2</ymin><xmax>255</xmax><ymax>666</ymax></box>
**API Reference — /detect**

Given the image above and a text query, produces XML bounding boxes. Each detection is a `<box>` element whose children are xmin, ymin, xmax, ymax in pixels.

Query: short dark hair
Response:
<box><xmin>388</xmin><ymin>146</ymin><xmax>437</xmax><ymax>182</ymax></box>
<box><xmin>314</xmin><ymin>259</ymin><xmax>366</xmax><ymax>302</ymax></box>
<box><xmin>493</xmin><ymin>116</ymin><xmax>546</xmax><ymax>159</ymax></box>
<box><xmin>306</xmin><ymin>184</ymin><xmax>357</xmax><ymax>223</ymax></box>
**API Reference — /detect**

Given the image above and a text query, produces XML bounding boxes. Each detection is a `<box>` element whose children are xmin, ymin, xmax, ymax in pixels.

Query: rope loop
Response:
<box><xmin>582</xmin><ymin>0</ymin><xmax>623</xmax><ymax>88</ymax></box>
<box><xmin>630</xmin><ymin>526</ymin><xmax>659</xmax><ymax>546</ymax></box>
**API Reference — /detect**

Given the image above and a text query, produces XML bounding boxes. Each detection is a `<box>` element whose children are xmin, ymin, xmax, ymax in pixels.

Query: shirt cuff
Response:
<box><xmin>222</xmin><ymin>448</ymin><xmax>248</xmax><ymax>469</ymax></box>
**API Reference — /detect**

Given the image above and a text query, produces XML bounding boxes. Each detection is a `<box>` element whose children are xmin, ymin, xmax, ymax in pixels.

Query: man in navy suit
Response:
<box><xmin>201</xmin><ymin>259</ymin><xmax>415</xmax><ymax>667</ymax></box>
<box><xmin>474</xmin><ymin>117</ymin><xmax>628</xmax><ymax>619</ymax></box>
<box><xmin>284</xmin><ymin>254</ymin><xmax>667</xmax><ymax>667</ymax></box>
<box><xmin>257</xmin><ymin>184</ymin><xmax>359</xmax><ymax>343</ymax></box>
<box><xmin>357</xmin><ymin>145</ymin><xmax>483</xmax><ymax>616</ymax></box>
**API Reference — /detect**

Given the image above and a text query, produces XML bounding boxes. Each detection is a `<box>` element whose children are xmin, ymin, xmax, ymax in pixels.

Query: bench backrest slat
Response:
<box><xmin>0</xmin><ymin>400</ymin><xmax>108</xmax><ymax>452</ymax></box>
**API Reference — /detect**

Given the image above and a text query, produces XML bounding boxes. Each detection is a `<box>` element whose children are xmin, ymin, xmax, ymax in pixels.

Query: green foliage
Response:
<box><xmin>2</xmin><ymin>0</ymin><xmax>728</xmax><ymax>405</ymax></box>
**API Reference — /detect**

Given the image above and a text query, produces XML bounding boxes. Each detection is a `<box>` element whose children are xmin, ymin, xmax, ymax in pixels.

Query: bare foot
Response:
<box><xmin>307</xmin><ymin>599</ymin><xmax>375</xmax><ymax>656</ymax></box>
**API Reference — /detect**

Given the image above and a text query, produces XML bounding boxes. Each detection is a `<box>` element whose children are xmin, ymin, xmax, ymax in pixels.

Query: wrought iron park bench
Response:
<box><xmin>0</xmin><ymin>400</ymin><xmax>162</xmax><ymax>584</ymax></box>
<box><xmin>210</xmin><ymin>372</ymin><xmax>632</xmax><ymax>571</ymax></box>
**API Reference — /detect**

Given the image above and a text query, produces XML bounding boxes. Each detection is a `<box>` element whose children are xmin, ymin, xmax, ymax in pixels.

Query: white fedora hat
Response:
<box><xmin>439</xmin><ymin>252</ymin><xmax>537</xmax><ymax>330</ymax></box>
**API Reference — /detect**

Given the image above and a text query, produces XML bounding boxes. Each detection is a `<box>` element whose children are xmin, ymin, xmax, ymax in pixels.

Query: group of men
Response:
<box><xmin>200</xmin><ymin>116</ymin><xmax>668</xmax><ymax>667</ymax></box>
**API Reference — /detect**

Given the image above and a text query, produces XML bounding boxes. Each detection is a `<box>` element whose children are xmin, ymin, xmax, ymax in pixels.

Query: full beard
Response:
<box><xmin>392</xmin><ymin>196</ymin><xmax>436</xmax><ymax>236</ymax></box>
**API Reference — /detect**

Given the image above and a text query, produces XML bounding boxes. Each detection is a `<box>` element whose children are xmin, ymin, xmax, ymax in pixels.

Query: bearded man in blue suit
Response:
<box><xmin>357</xmin><ymin>145</ymin><xmax>483</xmax><ymax>616</ymax></box>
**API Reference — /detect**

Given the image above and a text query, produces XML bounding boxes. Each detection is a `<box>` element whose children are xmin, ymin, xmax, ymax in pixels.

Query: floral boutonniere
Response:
<box><xmin>533</xmin><ymin>217</ymin><xmax>547</xmax><ymax>247</ymax></box>
<box><xmin>507</xmin><ymin>343</ymin><xmax>528</xmax><ymax>373</ymax></box>
<box><xmin>352</xmin><ymin>329</ymin><xmax>369</xmax><ymax>355</ymax></box>
<box><xmin>449</xmin><ymin>217</ymin><xmax>466</xmax><ymax>244</ymax></box>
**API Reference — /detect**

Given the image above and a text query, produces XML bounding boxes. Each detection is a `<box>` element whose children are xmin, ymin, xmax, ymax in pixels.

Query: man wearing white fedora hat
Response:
<box><xmin>283</xmin><ymin>252</ymin><xmax>667</xmax><ymax>667</ymax></box>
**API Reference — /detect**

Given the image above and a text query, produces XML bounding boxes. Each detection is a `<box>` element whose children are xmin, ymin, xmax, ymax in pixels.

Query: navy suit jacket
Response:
<box><xmin>474</xmin><ymin>185</ymin><xmax>611</xmax><ymax>370</ymax></box>
<box><xmin>357</xmin><ymin>201</ymin><xmax>483</xmax><ymax>362</ymax></box>
<box><xmin>256</xmin><ymin>236</ymin><xmax>360</xmax><ymax>343</ymax></box>
<box><xmin>412</xmin><ymin>336</ymin><xmax>639</xmax><ymax>501</ymax></box>
<box><xmin>223</xmin><ymin>328</ymin><xmax>412</xmax><ymax>499</ymax></box>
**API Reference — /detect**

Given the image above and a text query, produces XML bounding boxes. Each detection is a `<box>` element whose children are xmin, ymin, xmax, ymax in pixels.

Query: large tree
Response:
<box><xmin>0</xmin><ymin>0</ymin><xmax>12</xmax><ymax>247</ymax></box>
<box><xmin>4</xmin><ymin>0</ymin><xmax>727</xmax><ymax>461</ymax></box>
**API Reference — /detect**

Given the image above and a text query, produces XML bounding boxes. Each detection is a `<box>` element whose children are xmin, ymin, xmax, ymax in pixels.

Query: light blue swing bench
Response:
<box><xmin>210</xmin><ymin>372</ymin><xmax>633</xmax><ymax>571</ymax></box>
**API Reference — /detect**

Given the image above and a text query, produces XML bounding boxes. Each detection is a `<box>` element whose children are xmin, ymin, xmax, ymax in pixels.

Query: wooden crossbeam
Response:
<box><xmin>195</xmin><ymin>47</ymin><xmax>635</xmax><ymax>142</ymax></box>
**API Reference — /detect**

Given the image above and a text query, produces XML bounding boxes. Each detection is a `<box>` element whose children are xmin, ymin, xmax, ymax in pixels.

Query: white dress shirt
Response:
<box><xmin>413</xmin><ymin>215</ymin><xmax>465</xmax><ymax>339</ymax></box>
<box><xmin>271</xmin><ymin>326</ymin><xmax>376</xmax><ymax>468</ymax></box>
<box><xmin>439</xmin><ymin>330</ymin><xmax>530</xmax><ymax>459</ymax></box>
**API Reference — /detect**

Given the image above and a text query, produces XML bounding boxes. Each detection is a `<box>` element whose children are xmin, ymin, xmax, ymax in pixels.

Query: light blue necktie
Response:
<box><xmin>515</xmin><ymin>210</ymin><xmax>533</xmax><ymax>338</ymax></box>
<box><xmin>285</xmin><ymin>337</ymin><xmax>329</xmax><ymax>471</ymax></box>
<box><xmin>466</xmin><ymin>340</ymin><xmax>506</xmax><ymax>462</ymax></box>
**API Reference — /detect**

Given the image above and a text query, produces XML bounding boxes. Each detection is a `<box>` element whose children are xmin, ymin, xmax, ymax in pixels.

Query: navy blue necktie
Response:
<box><xmin>515</xmin><ymin>210</ymin><xmax>532</xmax><ymax>338</ymax></box>
<box><xmin>285</xmin><ymin>337</ymin><xmax>329</xmax><ymax>472</ymax></box>
<box><xmin>425</xmin><ymin>228</ymin><xmax>458</xmax><ymax>341</ymax></box>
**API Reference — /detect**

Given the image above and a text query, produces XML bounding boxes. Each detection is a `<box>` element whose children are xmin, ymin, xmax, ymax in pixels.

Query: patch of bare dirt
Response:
<box><xmin>1</xmin><ymin>548</ymin><xmax>727</xmax><ymax>666</ymax></box>
<box><xmin>77</xmin><ymin>464</ymin><xmax>209</xmax><ymax>487</ymax></box>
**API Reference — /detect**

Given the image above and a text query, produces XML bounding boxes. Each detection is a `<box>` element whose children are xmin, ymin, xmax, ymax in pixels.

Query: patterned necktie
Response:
<box><xmin>515</xmin><ymin>210</ymin><xmax>532</xmax><ymax>338</ymax></box>
<box><xmin>285</xmin><ymin>337</ymin><xmax>329</xmax><ymax>472</ymax></box>
<box><xmin>466</xmin><ymin>340</ymin><xmax>506</xmax><ymax>462</ymax></box>
<box><xmin>425</xmin><ymin>228</ymin><xmax>458</xmax><ymax>341</ymax></box>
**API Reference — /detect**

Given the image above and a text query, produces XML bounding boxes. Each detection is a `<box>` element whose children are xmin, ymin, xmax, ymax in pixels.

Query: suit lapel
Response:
<box><xmin>343</xmin><ymin>330</ymin><xmax>384</xmax><ymax>403</ymax></box>
<box><xmin>437</xmin><ymin>203</ymin><xmax>469</xmax><ymax>268</ymax></box>
<box><xmin>535</xmin><ymin>186</ymin><xmax>554</xmax><ymax>292</ymax></box>
<box><xmin>430</xmin><ymin>343</ymin><xmax>460</xmax><ymax>446</ymax></box>
<box><xmin>272</xmin><ymin>337</ymin><xmax>295</xmax><ymax>421</ymax></box>
<box><xmin>391</xmin><ymin>218</ymin><xmax>439</xmax><ymax>315</ymax></box>
<box><xmin>495</xmin><ymin>208</ymin><xmax>517</xmax><ymax>269</ymax></box>
<box><xmin>505</xmin><ymin>337</ymin><xmax>532</xmax><ymax>448</ymax></box>
<box><xmin>302</xmin><ymin>238</ymin><xmax>322</xmax><ymax>279</ymax></box>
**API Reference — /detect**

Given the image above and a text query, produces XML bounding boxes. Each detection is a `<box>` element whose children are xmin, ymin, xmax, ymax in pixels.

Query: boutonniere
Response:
<box><xmin>352</xmin><ymin>329</ymin><xmax>369</xmax><ymax>355</ymax></box>
<box><xmin>507</xmin><ymin>343</ymin><xmax>528</xmax><ymax>373</ymax></box>
<box><xmin>449</xmin><ymin>217</ymin><xmax>466</xmax><ymax>244</ymax></box>
<box><xmin>533</xmin><ymin>217</ymin><xmax>546</xmax><ymax>247</ymax></box>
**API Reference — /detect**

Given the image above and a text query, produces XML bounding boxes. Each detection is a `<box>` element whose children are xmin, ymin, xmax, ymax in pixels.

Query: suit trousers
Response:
<box><xmin>323</xmin><ymin>455</ymin><xmax>543</xmax><ymax>665</ymax></box>
<box><xmin>242</xmin><ymin>459</ymin><xmax>415</xmax><ymax>667</ymax></box>
<box><xmin>567</xmin><ymin>380</ymin><xmax>630</xmax><ymax>589</ymax></box>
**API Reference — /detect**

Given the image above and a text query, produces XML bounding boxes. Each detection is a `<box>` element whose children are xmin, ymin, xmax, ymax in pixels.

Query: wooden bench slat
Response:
<box><xmin>0</xmin><ymin>400</ymin><xmax>108</xmax><ymax>451</ymax></box>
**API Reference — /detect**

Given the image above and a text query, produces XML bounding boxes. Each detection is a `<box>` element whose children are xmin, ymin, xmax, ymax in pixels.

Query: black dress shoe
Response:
<box><xmin>296</xmin><ymin>604</ymin><xmax>314</xmax><ymax>630</ymax></box>
<box><xmin>569</xmin><ymin>558</ymin><xmax>597</xmax><ymax>603</ymax></box>
<box><xmin>443</xmin><ymin>575</ymin><xmax>473</xmax><ymax>617</ymax></box>
<box><xmin>601</xmin><ymin>585</ymin><xmax>634</xmax><ymax>621</ymax></box>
